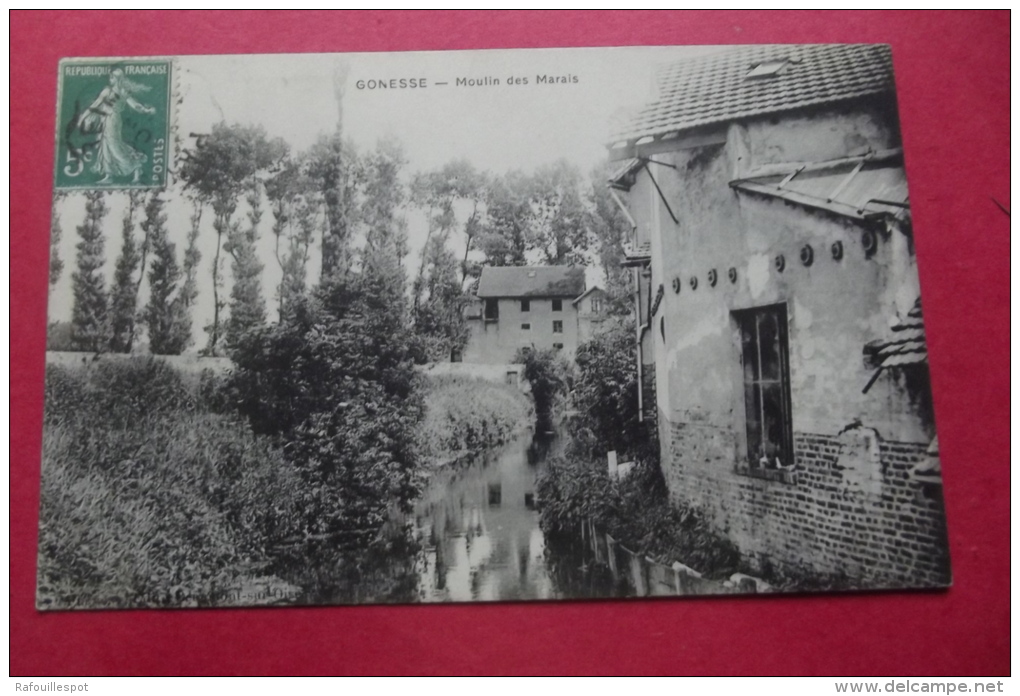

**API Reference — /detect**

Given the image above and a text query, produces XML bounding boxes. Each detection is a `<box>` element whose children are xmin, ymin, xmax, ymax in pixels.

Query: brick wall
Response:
<box><xmin>664</xmin><ymin>419</ymin><xmax>950</xmax><ymax>588</ymax></box>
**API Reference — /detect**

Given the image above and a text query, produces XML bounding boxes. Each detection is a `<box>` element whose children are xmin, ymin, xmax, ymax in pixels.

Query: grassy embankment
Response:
<box><xmin>417</xmin><ymin>373</ymin><xmax>533</xmax><ymax>467</ymax></box>
<box><xmin>38</xmin><ymin>358</ymin><xmax>532</xmax><ymax>609</ymax></box>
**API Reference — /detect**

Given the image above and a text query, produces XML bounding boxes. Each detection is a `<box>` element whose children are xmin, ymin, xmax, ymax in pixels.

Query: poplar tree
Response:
<box><xmin>143</xmin><ymin>194</ymin><xmax>189</xmax><ymax>355</ymax></box>
<box><xmin>70</xmin><ymin>190</ymin><xmax>109</xmax><ymax>352</ymax></box>
<box><xmin>49</xmin><ymin>194</ymin><xmax>65</xmax><ymax>288</ymax></box>
<box><xmin>179</xmin><ymin>122</ymin><xmax>287</xmax><ymax>355</ymax></box>
<box><xmin>108</xmin><ymin>190</ymin><xmax>145</xmax><ymax>352</ymax></box>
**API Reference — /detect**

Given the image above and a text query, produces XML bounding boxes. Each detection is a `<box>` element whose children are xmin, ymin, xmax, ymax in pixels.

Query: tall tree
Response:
<box><xmin>143</xmin><ymin>194</ymin><xmax>189</xmax><ymax>355</ymax></box>
<box><xmin>179</xmin><ymin>200</ymin><xmax>203</xmax><ymax>338</ymax></box>
<box><xmin>306</xmin><ymin>62</ymin><xmax>361</xmax><ymax>280</ymax></box>
<box><xmin>266</xmin><ymin>157</ymin><xmax>316</xmax><ymax>320</ymax></box>
<box><xmin>306</xmin><ymin>134</ymin><xmax>361</xmax><ymax>279</ymax></box>
<box><xmin>360</xmin><ymin>137</ymin><xmax>408</xmax><ymax>289</ymax></box>
<box><xmin>476</xmin><ymin>170</ymin><xmax>534</xmax><ymax>267</ymax></box>
<box><xmin>49</xmin><ymin>194</ymin><xmax>65</xmax><ymax>288</ymax></box>
<box><xmin>531</xmin><ymin>160</ymin><xmax>590</xmax><ymax>266</ymax></box>
<box><xmin>410</xmin><ymin>159</ymin><xmax>488</xmax><ymax>291</ymax></box>
<box><xmin>223</xmin><ymin>172</ymin><xmax>273</xmax><ymax>351</ymax></box>
<box><xmin>412</xmin><ymin>234</ymin><xmax>469</xmax><ymax>363</ymax></box>
<box><xmin>179</xmin><ymin>122</ymin><xmax>287</xmax><ymax>355</ymax></box>
<box><xmin>409</xmin><ymin>170</ymin><xmax>455</xmax><ymax>312</ymax></box>
<box><xmin>70</xmin><ymin>190</ymin><xmax>109</xmax><ymax>352</ymax></box>
<box><xmin>108</xmin><ymin>190</ymin><xmax>145</xmax><ymax>353</ymax></box>
<box><xmin>586</xmin><ymin>162</ymin><xmax>633</xmax><ymax>304</ymax></box>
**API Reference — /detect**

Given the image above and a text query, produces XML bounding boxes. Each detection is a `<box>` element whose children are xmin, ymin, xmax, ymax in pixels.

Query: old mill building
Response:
<box><xmin>609</xmin><ymin>44</ymin><xmax>949</xmax><ymax>588</ymax></box>
<box><xmin>462</xmin><ymin>265</ymin><xmax>606</xmax><ymax>364</ymax></box>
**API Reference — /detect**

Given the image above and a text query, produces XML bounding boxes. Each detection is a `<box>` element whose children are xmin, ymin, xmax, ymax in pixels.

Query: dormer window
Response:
<box><xmin>746</xmin><ymin>59</ymin><xmax>790</xmax><ymax>80</ymax></box>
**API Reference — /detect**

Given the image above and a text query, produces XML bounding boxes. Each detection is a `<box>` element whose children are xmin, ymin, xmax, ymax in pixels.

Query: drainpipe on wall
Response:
<box><xmin>635</xmin><ymin>266</ymin><xmax>644</xmax><ymax>422</ymax></box>
<box><xmin>635</xmin><ymin>267</ymin><xmax>651</xmax><ymax>423</ymax></box>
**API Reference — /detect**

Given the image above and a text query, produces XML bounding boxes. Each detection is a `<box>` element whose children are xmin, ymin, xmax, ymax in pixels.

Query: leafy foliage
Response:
<box><xmin>570</xmin><ymin>316</ymin><xmax>656</xmax><ymax>460</ymax></box>
<box><xmin>417</xmin><ymin>375</ymin><xmax>532</xmax><ymax>463</ymax></box>
<box><xmin>223</xmin><ymin>181</ymin><xmax>268</xmax><ymax>352</ymax></box>
<box><xmin>306</xmin><ymin>132</ymin><xmax>361</xmax><ymax>278</ymax></box>
<box><xmin>228</xmin><ymin>270</ymin><xmax>423</xmax><ymax>537</ymax></box>
<box><xmin>143</xmin><ymin>195</ymin><xmax>190</xmax><ymax>355</ymax></box>
<box><xmin>514</xmin><ymin>347</ymin><xmax>573</xmax><ymax>431</ymax></box>
<box><xmin>537</xmin><ymin>455</ymin><xmax>741</xmax><ymax>578</ymax></box>
<box><xmin>49</xmin><ymin>196</ymin><xmax>64</xmax><ymax>288</ymax></box>
<box><xmin>108</xmin><ymin>191</ymin><xmax>144</xmax><ymax>353</ymax></box>
<box><xmin>265</xmin><ymin>157</ymin><xmax>316</xmax><ymax>320</ymax></box>
<box><xmin>585</xmin><ymin>161</ymin><xmax>634</xmax><ymax>304</ymax></box>
<box><xmin>531</xmin><ymin>160</ymin><xmax>591</xmax><ymax>266</ymax></box>
<box><xmin>411</xmin><ymin>235</ymin><xmax>469</xmax><ymax>363</ymax></box>
<box><xmin>179</xmin><ymin>122</ymin><xmax>288</xmax><ymax>355</ymax></box>
<box><xmin>39</xmin><ymin>360</ymin><xmax>303</xmax><ymax>609</ymax></box>
<box><xmin>476</xmin><ymin>170</ymin><xmax>535</xmax><ymax>267</ymax></box>
<box><xmin>70</xmin><ymin>190</ymin><xmax>109</xmax><ymax>352</ymax></box>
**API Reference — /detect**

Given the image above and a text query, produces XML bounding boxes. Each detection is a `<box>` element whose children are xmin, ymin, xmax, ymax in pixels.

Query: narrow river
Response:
<box><xmin>406</xmin><ymin>429</ymin><xmax>622</xmax><ymax>602</ymax></box>
<box><xmin>296</xmin><ymin>429</ymin><xmax>728</xmax><ymax>605</ymax></box>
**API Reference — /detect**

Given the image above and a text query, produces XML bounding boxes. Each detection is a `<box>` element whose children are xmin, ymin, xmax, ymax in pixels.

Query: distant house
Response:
<box><xmin>609</xmin><ymin>44</ymin><xmax>949</xmax><ymax>587</ymax></box>
<box><xmin>462</xmin><ymin>266</ymin><xmax>591</xmax><ymax>363</ymax></box>
<box><xmin>573</xmin><ymin>286</ymin><xmax>608</xmax><ymax>344</ymax></box>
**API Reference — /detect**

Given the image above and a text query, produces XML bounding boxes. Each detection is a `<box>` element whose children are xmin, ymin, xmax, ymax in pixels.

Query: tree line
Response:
<box><xmin>51</xmin><ymin>121</ymin><xmax>633</xmax><ymax>361</ymax></box>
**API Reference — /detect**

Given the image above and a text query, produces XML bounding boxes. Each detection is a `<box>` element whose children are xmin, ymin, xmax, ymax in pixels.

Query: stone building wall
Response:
<box><xmin>664</xmin><ymin>420</ymin><xmax>949</xmax><ymax>587</ymax></box>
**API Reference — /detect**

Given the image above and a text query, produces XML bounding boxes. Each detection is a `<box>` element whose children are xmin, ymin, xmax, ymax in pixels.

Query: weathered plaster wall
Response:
<box><xmin>463</xmin><ymin>297</ymin><xmax>579</xmax><ymax>364</ymax></box>
<box><xmin>628</xmin><ymin>100</ymin><xmax>947</xmax><ymax>585</ymax></box>
<box><xmin>744</xmin><ymin>100</ymin><xmax>901</xmax><ymax>171</ymax></box>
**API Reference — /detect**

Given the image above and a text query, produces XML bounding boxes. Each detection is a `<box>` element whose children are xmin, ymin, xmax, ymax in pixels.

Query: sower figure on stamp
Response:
<box><xmin>76</xmin><ymin>68</ymin><xmax>156</xmax><ymax>184</ymax></box>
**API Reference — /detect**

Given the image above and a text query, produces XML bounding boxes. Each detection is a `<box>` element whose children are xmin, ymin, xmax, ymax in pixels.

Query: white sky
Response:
<box><xmin>49</xmin><ymin>46</ymin><xmax>717</xmax><ymax>350</ymax></box>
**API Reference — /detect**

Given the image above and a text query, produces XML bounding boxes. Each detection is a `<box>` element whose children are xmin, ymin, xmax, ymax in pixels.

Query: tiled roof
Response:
<box><xmin>865</xmin><ymin>298</ymin><xmax>927</xmax><ymax>370</ymax></box>
<box><xmin>572</xmin><ymin>285</ymin><xmax>606</xmax><ymax>306</ymax></box>
<box><xmin>611</xmin><ymin>44</ymin><xmax>894</xmax><ymax>145</ymax></box>
<box><xmin>475</xmin><ymin>265</ymin><xmax>586</xmax><ymax>299</ymax></box>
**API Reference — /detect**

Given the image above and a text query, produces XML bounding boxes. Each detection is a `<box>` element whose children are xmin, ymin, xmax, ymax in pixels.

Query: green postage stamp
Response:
<box><xmin>55</xmin><ymin>59</ymin><xmax>172</xmax><ymax>190</ymax></box>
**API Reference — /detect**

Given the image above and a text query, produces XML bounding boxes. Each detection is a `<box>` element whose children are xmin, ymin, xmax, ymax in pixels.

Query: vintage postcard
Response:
<box><xmin>39</xmin><ymin>45</ymin><xmax>949</xmax><ymax>610</ymax></box>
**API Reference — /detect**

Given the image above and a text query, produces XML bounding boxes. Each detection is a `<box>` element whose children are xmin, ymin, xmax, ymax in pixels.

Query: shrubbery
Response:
<box><xmin>538</xmin><ymin>455</ymin><xmax>740</xmax><ymax>578</ymax></box>
<box><xmin>44</xmin><ymin>358</ymin><xmax>194</xmax><ymax>429</ymax></box>
<box><xmin>418</xmin><ymin>375</ymin><xmax>532</xmax><ymax>464</ymax></box>
<box><xmin>536</xmin><ymin>318</ymin><xmax>740</xmax><ymax>578</ymax></box>
<box><xmin>514</xmin><ymin>347</ymin><xmax>572</xmax><ymax>431</ymax></box>
<box><xmin>39</xmin><ymin>361</ymin><xmax>303</xmax><ymax>608</ymax></box>
<box><xmin>227</xmin><ymin>272</ymin><xmax>424</xmax><ymax>538</ymax></box>
<box><xmin>570</xmin><ymin>317</ymin><xmax>656</xmax><ymax>461</ymax></box>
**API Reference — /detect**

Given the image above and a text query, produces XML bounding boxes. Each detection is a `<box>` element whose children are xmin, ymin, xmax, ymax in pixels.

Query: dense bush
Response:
<box><xmin>227</xmin><ymin>272</ymin><xmax>424</xmax><ymax>537</ymax></box>
<box><xmin>536</xmin><ymin>317</ymin><xmax>736</xmax><ymax>578</ymax></box>
<box><xmin>537</xmin><ymin>454</ymin><xmax>741</xmax><ymax>578</ymax></box>
<box><xmin>418</xmin><ymin>375</ymin><xmax>532</xmax><ymax>463</ymax></box>
<box><xmin>39</xmin><ymin>360</ymin><xmax>304</xmax><ymax>609</ymax></box>
<box><xmin>44</xmin><ymin>358</ymin><xmax>194</xmax><ymax>429</ymax></box>
<box><xmin>570</xmin><ymin>317</ymin><xmax>656</xmax><ymax>460</ymax></box>
<box><xmin>513</xmin><ymin>347</ymin><xmax>572</xmax><ymax>431</ymax></box>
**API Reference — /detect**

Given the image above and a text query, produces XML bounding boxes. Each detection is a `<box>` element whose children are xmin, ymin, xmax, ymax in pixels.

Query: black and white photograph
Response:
<box><xmin>39</xmin><ymin>44</ymin><xmax>950</xmax><ymax>610</ymax></box>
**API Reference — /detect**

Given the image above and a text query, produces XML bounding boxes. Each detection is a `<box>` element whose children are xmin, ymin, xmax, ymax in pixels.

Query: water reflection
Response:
<box><xmin>299</xmin><ymin>429</ymin><xmax>729</xmax><ymax>605</ymax></box>
<box><xmin>411</xmin><ymin>432</ymin><xmax>563</xmax><ymax>602</ymax></box>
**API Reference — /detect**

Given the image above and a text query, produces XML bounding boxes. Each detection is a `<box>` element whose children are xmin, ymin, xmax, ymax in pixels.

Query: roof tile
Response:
<box><xmin>476</xmin><ymin>266</ymin><xmax>586</xmax><ymax>299</ymax></box>
<box><xmin>612</xmin><ymin>44</ymin><xmax>894</xmax><ymax>144</ymax></box>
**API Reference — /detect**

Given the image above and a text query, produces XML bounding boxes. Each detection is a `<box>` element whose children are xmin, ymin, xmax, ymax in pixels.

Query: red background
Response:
<box><xmin>10</xmin><ymin>11</ymin><xmax>1010</xmax><ymax>676</ymax></box>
